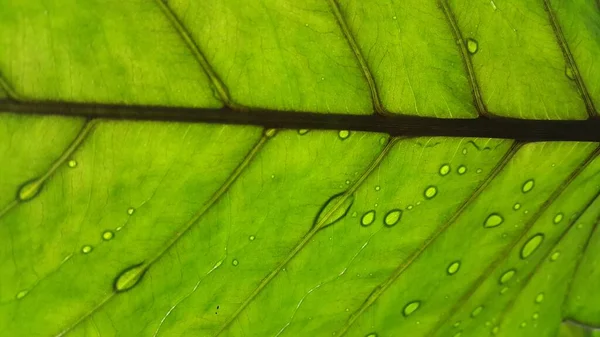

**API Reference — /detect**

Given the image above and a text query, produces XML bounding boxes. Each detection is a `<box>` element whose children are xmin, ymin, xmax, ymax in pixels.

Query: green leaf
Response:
<box><xmin>0</xmin><ymin>0</ymin><xmax>599</xmax><ymax>336</ymax></box>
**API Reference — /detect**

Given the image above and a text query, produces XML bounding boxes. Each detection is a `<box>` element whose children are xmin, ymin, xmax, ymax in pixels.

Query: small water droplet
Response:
<box><xmin>81</xmin><ymin>245</ymin><xmax>93</xmax><ymax>254</ymax></box>
<box><xmin>522</xmin><ymin>179</ymin><xmax>535</xmax><ymax>193</ymax></box>
<box><xmin>361</xmin><ymin>210</ymin><xmax>376</xmax><ymax>226</ymax></box>
<box><xmin>338</xmin><ymin>130</ymin><xmax>350</xmax><ymax>140</ymax></box>
<box><xmin>249</xmin><ymin>235</ymin><xmax>255</xmax><ymax>241</ymax></box>
<box><xmin>439</xmin><ymin>164</ymin><xmax>451</xmax><ymax>176</ymax></box>
<box><xmin>305</xmin><ymin>23</ymin><xmax>309</xmax><ymax>27</ymax></box>
<box><xmin>462</xmin><ymin>148</ymin><xmax>468</xmax><ymax>155</ymax></box>
<box><xmin>16</xmin><ymin>290</ymin><xmax>28</xmax><ymax>299</ymax></box>
<box><xmin>471</xmin><ymin>306</ymin><xmax>484</xmax><ymax>317</ymax></box>
<box><xmin>379</xmin><ymin>137</ymin><xmax>387</xmax><ymax>145</ymax></box>
<box><xmin>521</xmin><ymin>233</ymin><xmax>544</xmax><ymax>259</ymax></box>
<box><xmin>232</xmin><ymin>259</ymin><xmax>239</xmax><ymax>266</ymax></box>
<box><xmin>492</xmin><ymin>326</ymin><xmax>499</xmax><ymax>335</ymax></box>
<box><xmin>384</xmin><ymin>209</ymin><xmax>402</xmax><ymax>227</ymax></box>
<box><xmin>500</xmin><ymin>287</ymin><xmax>508</xmax><ymax>294</ymax></box>
<box><xmin>424</xmin><ymin>186</ymin><xmax>438</xmax><ymax>199</ymax></box>
<box><xmin>127</xmin><ymin>207</ymin><xmax>135</xmax><ymax>215</ymax></box>
<box><xmin>499</xmin><ymin>269</ymin><xmax>516</xmax><ymax>284</ymax></box>
<box><xmin>520</xmin><ymin>321</ymin><xmax>527</xmax><ymax>328</ymax></box>
<box><xmin>351</xmin><ymin>211</ymin><xmax>357</xmax><ymax>217</ymax></box>
<box><xmin>375</xmin><ymin>185</ymin><xmax>381</xmax><ymax>191</ymax></box>
<box><xmin>298</xmin><ymin>129</ymin><xmax>309</xmax><ymax>135</ymax></box>
<box><xmin>565</xmin><ymin>65</ymin><xmax>575</xmax><ymax>80</ymax></box>
<box><xmin>315</xmin><ymin>193</ymin><xmax>355</xmax><ymax>229</ymax></box>
<box><xmin>550</xmin><ymin>251</ymin><xmax>560</xmax><ymax>261</ymax></box>
<box><xmin>577</xmin><ymin>223</ymin><xmax>584</xmax><ymax>229</ymax></box>
<box><xmin>114</xmin><ymin>263</ymin><xmax>146</xmax><ymax>292</ymax></box>
<box><xmin>476</xmin><ymin>168</ymin><xmax>482</xmax><ymax>173</ymax></box>
<box><xmin>116</xmin><ymin>226</ymin><xmax>122</xmax><ymax>231</ymax></box>
<box><xmin>366</xmin><ymin>333</ymin><xmax>377</xmax><ymax>337</ymax></box>
<box><xmin>466</xmin><ymin>38</ymin><xmax>478</xmax><ymax>54</ymax></box>
<box><xmin>17</xmin><ymin>178</ymin><xmax>43</xmax><ymax>201</ymax></box>
<box><xmin>453</xmin><ymin>332</ymin><xmax>462</xmax><ymax>337</ymax></box>
<box><xmin>403</xmin><ymin>301</ymin><xmax>421</xmax><ymax>316</ymax></box>
<box><xmin>102</xmin><ymin>230</ymin><xmax>114</xmax><ymax>241</ymax></box>
<box><xmin>454</xmin><ymin>321</ymin><xmax>461</xmax><ymax>327</ymax></box>
<box><xmin>484</xmin><ymin>213</ymin><xmax>504</xmax><ymax>228</ymax></box>
<box><xmin>447</xmin><ymin>261</ymin><xmax>461</xmax><ymax>275</ymax></box>
<box><xmin>535</xmin><ymin>292</ymin><xmax>545</xmax><ymax>303</ymax></box>
<box><xmin>345</xmin><ymin>180</ymin><xmax>351</xmax><ymax>185</ymax></box>
<box><xmin>513</xmin><ymin>203</ymin><xmax>521</xmax><ymax>210</ymax></box>
<box><xmin>407</xmin><ymin>205</ymin><xmax>414</xmax><ymax>210</ymax></box>
<box><xmin>392</xmin><ymin>15</ymin><xmax>397</xmax><ymax>20</ymax></box>
<box><xmin>553</xmin><ymin>213</ymin><xmax>564</xmax><ymax>224</ymax></box>
<box><xmin>457</xmin><ymin>166</ymin><xmax>467</xmax><ymax>175</ymax></box>
<box><xmin>68</xmin><ymin>160</ymin><xmax>77</xmax><ymax>168</ymax></box>
<box><xmin>264</xmin><ymin>128</ymin><xmax>277</xmax><ymax>138</ymax></box>
<box><xmin>532</xmin><ymin>312</ymin><xmax>539</xmax><ymax>320</ymax></box>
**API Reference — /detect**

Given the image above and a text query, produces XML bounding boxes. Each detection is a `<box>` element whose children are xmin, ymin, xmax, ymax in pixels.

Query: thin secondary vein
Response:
<box><xmin>0</xmin><ymin>72</ymin><xmax>22</xmax><ymax>101</ymax></box>
<box><xmin>153</xmin><ymin>0</ymin><xmax>239</xmax><ymax>109</ymax></box>
<box><xmin>326</xmin><ymin>0</ymin><xmax>386</xmax><ymax>115</ymax></box>
<box><xmin>214</xmin><ymin>137</ymin><xmax>399</xmax><ymax>336</ymax></box>
<box><xmin>542</xmin><ymin>0</ymin><xmax>597</xmax><ymax>117</ymax></box>
<box><xmin>337</xmin><ymin>140</ymin><xmax>521</xmax><ymax>336</ymax></box>
<box><xmin>439</xmin><ymin>0</ymin><xmax>489</xmax><ymax>118</ymax></box>
<box><xmin>52</xmin><ymin>130</ymin><xmax>270</xmax><ymax>337</ymax></box>
<box><xmin>426</xmin><ymin>145</ymin><xmax>600</xmax><ymax>336</ymax></box>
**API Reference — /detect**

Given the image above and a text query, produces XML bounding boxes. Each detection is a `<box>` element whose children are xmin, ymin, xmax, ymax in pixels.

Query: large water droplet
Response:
<box><xmin>403</xmin><ymin>301</ymin><xmax>421</xmax><ymax>316</ymax></box>
<box><xmin>114</xmin><ymin>263</ymin><xmax>147</xmax><ymax>292</ymax></box>
<box><xmin>315</xmin><ymin>193</ymin><xmax>354</xmax><ymax>229</ymax></box>
<box><xmin>424</xmin><ymin>186</ymin><xmax>438</xmax><ymax>199</ymax></box>
<box><xmin>339</xmin><ymin>130</ymin><xmax>350</xmax><ymax>140</ymax></box>
<box><xmin>102</xmin><ymin>230</ymin><xmax>114</xmax><ymax>241</ymax></box>
<box><xmin>565</xmin><ymin>66</ymin><xmax>575</xmax><ymax>80</ymax></box>
<box><xmin>361</xmin><ymin>210</ymin><xmax>376</xmax><ymax>226</ymax></box>
<box><xmin>81</xmin><ymin>245</ymin><xmax>93</xmax><ymax>254</ymax></box>
<box><xmin>439</xmin><ymin>164</ymin><xmax>451</xmax><ymax>176</ymax></box>
<box><xmin>18</xmin><ymin>178</ymin><xmax>43</xmax><ymax>201</ymax></box>
<box><xmin>550</xmin><ymin>251</ymin><xmax>560</xmax><ymax>261</ymax></box>
<box><xmin>447</xmin><ymin>261</ymin><xmax>461</xmax><ymax>275</ymax></box>
<box><xmin>471</xmin><ymin>306</ymin><xmax>484</xmax><ymax>317</ymax></box>
<box><xmin>384</xmin><ymin>209</ymin><xmax>402</xmax><ymax>227</ymax></box>
<box><xmin>522</xmin><ymin>179</ymin><xmax>535</xmax><ymax>193</ymax></box>
<box><xmin>457</xmin><ymin>166</ymin><xmax>467</xmax><ymax>175</ymax></box>
<box><xmin>484</xmin><ymin>213</ymin><xmax>504</xmax><ymax>228</ymax></box>
<box><xmin>466</xmin><ymin>38</ymin><xmax>478</xmax><ymax>54</ymax></box>
<box><xmin>68</xmin><ymin>160</ymin><xmax>77</xmax><ymax>168</ymax></box>
<box><xmin>553</xmin><ymin>213</ymin><xmax>564</xmax><ymax>224</ymax></box>
<box><xmin>521</xmin><ymin>233</ymin><xmax>544</xmax><ymax>259</ymax></box>
<box><xmin>535</xmin><ymin>292</ymin><xmax>545</xmax><ymax>303</ymax></box>
<box><xmin>499</xmin><ymin>269</ymin><xmax>516</xmax><ymax>284</ymax></box>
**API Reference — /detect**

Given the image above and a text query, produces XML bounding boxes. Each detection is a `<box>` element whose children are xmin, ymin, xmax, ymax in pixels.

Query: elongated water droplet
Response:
<box><xmin>522</xmin><ymin>179</ymin><xmax>535</xmax><ymax>193</ymax></box>
<box><xmin>471</xmin><ymin>306</ymin><xmax>484</xmax><ymax>317</ymax></box>
<box><xmin>16</xmin><ymin>290</ymin><xmax>28</xmax><ymax>299</ymax></box>
<box><xmin>127</xmin><ymin>207</ymin><xmax>135</xmax><ymax>215</ymax></box>
<box><xmin>316</xmin><ymin>193</ymin><xmax>354</xmax><ymax>229</ymax></box>
<box><xmin>535</xmin><ymin>292</ymin><xmax>545</xmax><ymax>303</ymax></box>
<box><xmin>114</xmin><ymin>263</ymin><xmax>146</xmax><ymax>292</ymax></box>
<box><xmin>457</xmin><ymin>166</ymin><xmax>467</xmax><ymax>175</ymax></box>
<box><xmin>102</xmin><ymin>230</ymin><xmax>114</xmax><ymax>241</ymax></box>
<box><xmin>513</xmin><ymin>203</ymin><xmax>521</xmax><ymax>210</ymax></box>
<box><xmin>484</xmin><ymin>213</ymin><xmax>504</xmax><ymax>228</ymax></box>
<box><xmin>500</xmin><ymin>287</ymin><xmax>508</xmax><ymax>294</ymax></box>
<box><xmin>384</xmin><ymin>209</ymin><xmax>402</xmax><ymax>227</ymax></box>
<box><xmin>298</xmin><ymin>129</ymin><xmax>309</xmax><ymax>135</ymax></box>
<box><xmin>18</xmin><ymin>178</ymin><xmax>43</xmax><ymax>201</ymax></box>
<box><xmin>439</xmin><ymin>164</ymin><xmax>451</xmax><ymax>176</ymax></box>
<box><xmin>81</xmin><ymin>245</ymin><xmax>93</xmax><ymax>254</ymax></box>
<box><xmin>466</xmin><ymin>38</ymin><xmax>478</xmax><ymax>54</ymax></box>
<box><xmin>68</xmin><ymin>160</ymin><xmax>77</xmax><ymax>168</ymax></box>
<box><xmin>499</xmin><ymin>269</ymin><xmax>516</xmax><ymax>284</ymax></box>
<box><xmin>424</xmin><ymin>186</ymin><xmax>438</xmax><ymax>199</ymax></box>
<box><xmin>264</xmin><ymin>128</ymin><xmax>277</xmax><ymax>138</ymax></box>
<box><xmin>521</xmin><ymin>234</ymin><xmax>544</xmax><ymax>259</ymax></box>
<box><xmin>550</xmin><ymin>251</ymin><xmax>560</xmax><ymax>261</ymax></box>
<box><xmin>403</xmin><ymin>301</ymin><xmax>421</xmax><ymax>316</ymax></box>
<box><xmin>338</xmin><ymin>130</ymin><xmax>350</xmax><ymax>140</ymax></box>
<box><xmin>565</xmin><ymin>66</ymin><xmax>575</xmax><ymax>80</ymax></box>
<box><xmin>232</xmin><ymin>259</ymin><xmax>239</xmax><ymax>266</ymax></box>
<box><xmin>361</xmin><ymin>210</ymin><xmax>376</xmax><ymax>226</ymax></box>
<box><xmin>553</xmin><ymin>213</ymin><xmax>564</xmax><ymax>224</ymax></box>
<box><xmin>447</xmin><ymin>261</ymin><xmax>461</xmax><ymax>275</ymax></box>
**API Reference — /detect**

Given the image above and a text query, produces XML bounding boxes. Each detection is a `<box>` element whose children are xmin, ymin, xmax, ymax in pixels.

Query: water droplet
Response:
<box><xmin>462</xmin><ymin>148</ymin><xmax>468</xmax><ymax>155</ymax></box>
<box><xmin>499</xmin><ymin>269</ymin><xmax>516</xmax><ymax>284</ymax></box>
<box><xmin>577</xmin><ymin>223</ymin><xmax>584</xmax><ymax>229</ymax></box>
<box><xmin>81</xmin><ymin>245</ymin><xmax>93</xmax><ymax>254</ymax></box>
<box><xmin>476</xmin><ymin>168</ymin><xmax>482</xmax><ymax>174</ymax></box>
<box><xmin>565</xmin><ymin>65</ymin><xmax>575</xmax><ymax>80</ymax></box>
<box><xmin>447</xmin><ymin>261</ymin><xmax>461</xmax><ymax>275</ymax></box>
<box><xmin>338</xmin><ymin>130</ymin><xmax>350</xmax><ymax>140</ymax></box>
<box><xmin>439</xmin><ymin>164</ymin><xmax>451</xmax><ymax>176</ymax></box>
<box><xmin>249</xmin><ymin>235</ymin><xmax>255</xmax><ymax>241</ymax></box>
<box><xmin>351</xmin><ymin>211</ymin><xmax>357</xmax><ymax>217</ymax></box>
<box><xmin>457</xmin><ymin>166</ymin><xmax>467</xmax><ymax>175</ymax></box>
<box><xmin>520</xmin><ymin>321</ymin><xmax>527</xmax><ymax>328</ymax></box>
<box><xmin>532</xmin><ymin>312</ymin><xmax>539</xmax><ymax>320</ymax></box>
<box><xmin>68</xmin><ymin>160</ymin><xmax>77</xmax><ymax>168</ymax></box>
<box><xmin>264</xmin><ymin>128</ymin><xmax>277</xmax><ymax>138</ymax></box>
<box><xmin>471</xmin><ymin>306</ymin><xmax>483</xmax><ymax>317</ymax></box>
<box><xmin>114</xmin><ymin>263</ymin><xmax>146</xmax><ymax>292</ymax></box>
<box><xmin>384</xmin><ymin>209</ymin><xmax>402</xmax><ymax>227</ymax></box>
<box><xmin>366</xmin><ymin>333</ymin><xmax>377</xmax><ymax>337</ymax></box>
<box><xmin>298</xmin><ymin>129</ymin><xmax>309</xmax><ymax>135</ymax></box>
<box><xmin>392</xmin><ymin>15</ymin><xmax>397</xmax><ymax>20</ymax></box>
<box><xmin>522</xmin><ymin>179</ymin><xmax>535</xmax><ymax>193</ymax></box>
<box><xmin>553</xmin><ymin>213</ymin><xmax>564</xmax><ymax>224</ymax></box>
<box><xmin>345</xmin><ymin>180</ymin><xmax>351</xmax><ymax>185</ymax></box>
<box><xmin>17</xmin><ymin>178</ymin><xmax>43</xmax><ymax>201</ymax></box>
<box><xmin>492</xmin><ymin>326</ymin><xmax>499</xmax><ymax>335</ymax></box>
<box><xmin>424</xmin><ymin>186</ymin><xmax>438</xmax><ymax>199</ymax></box>
<box><xmin>16</xmin><ymin>290</ymin><xmax>28</xmax><ymax>299</ymax></box>
<box><xmin>127</xmin><ymin>207</ymin><xmax>135</xmax><ymax>215</ymax></box>
<box><xmin>232</xmin><ymin>259</ymin><xmax>239</xmax><ymax>266</ymax></box>
<box><xmin>407</xmin><ymin>205</ymin><xmax>414</xmax><ymax>210</ymax></box>
<box><xmin>535</xmin><ymin>292</ymin><xmax>545</xmax><ymax>303</ymax></box>
<box><xmin>403</xmin><ymin>301</ymin><xmax>421</xmax><ymax>316</ymax></box>
<box><xmin>513</xmin><ymin>203</ymin><xmax>521</xmax><ymax>210</ymax></box>
<box><xmin>375</xmin><ymin>185</ymin><xmax>381</xmax><ymax>191</ymax></box>
<box><xmin>315</xmin><ymin>193</ymin><xmax>355</xmax><ymax>229</ymax></box>
<box><xmin>466</xmin><ymin>38</ymin><xmax>478</xmax><ymax>54</ymax></box>
<box><xmin>453</xmin><ymin>332</ymin><xmax>462</xmax><ymax>337</ymax></box>
<box><xmin>361</xmin><ymin>210</ymin><xmax>376</xmax><ymax>226</ymax></box>
<box><xmin>500</xmin><ymin>287</ymin><xmax>508</xmax><ymax>294</ymax></box>
<box><xmin>550</xmin><ymin>251</ymin><xmax>560</xmax><ymax>261</ymax></box>
<box><xmin>521</xmin><ymin>234</ymin><xmax>544</xmax><ymax>259</ymax></box>
<box><xmin>102</xmin><ymin>230</ymin><xmax>114</xmax><ymax>241</ymax></box>
<box><xmin>453</xmin><ymin>321</ymin><xmax>461</xmax><ymax>327</ymax></box>
<box><xmin>116</xmin><ymin>226</ymin><xmax>122</xmax><ymax>231</ymax></box>
<box><xmin>484</xmin><ymin>213</ymin><xmax>504</xmax><ymax>228</ymax></box>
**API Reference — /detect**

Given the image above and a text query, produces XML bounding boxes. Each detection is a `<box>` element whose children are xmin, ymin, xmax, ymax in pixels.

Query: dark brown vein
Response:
<box><xmin>153</xmin><ymin>0</ymin><xmax>240</xmax><ymax>109</ymax></box>
<box><xmin>426</xmin><ymin>145</ymin><xmax>600</xmax><ymax>336</ymax></box>
<box><xmin>54</xmin><ymin>130</ymin><xmax>271</xmax><ymax>337</ymax></box>
<box><xmin>214</xmin><ymin>137</ymin><xmax>399</xmax><ymax>336</ymax></box>
<box><xmin>2</xmin><ymin>101</ymin><xmax>600</xmax><ymax>141</ymax></box>
<box><xmin>326</xmin><ymin>0</ymin><xmax>386</xmax><ymax>116</ymax></box>
<box><xmin>439</xmin><ymin>0</ymin><xmax>489</xmax><ymax>118</ymax></box>
<box><xmin>542</xmin><ymin>0</ymin><xmax>597</xmax><ymax>117</ymax></box>
<box><xmin>337</xmin><ymin>141</ymin><xmax>521</xmax><ymax>336</ymax></box>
